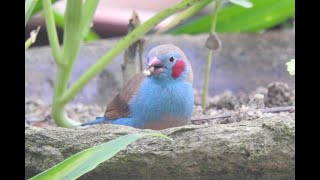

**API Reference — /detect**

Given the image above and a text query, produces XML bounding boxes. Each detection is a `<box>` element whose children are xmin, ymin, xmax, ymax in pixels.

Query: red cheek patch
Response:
<box><xmin>172</xmin><ymin>60</ymin><xmax>185</xmax><ymax>79</ymax></box>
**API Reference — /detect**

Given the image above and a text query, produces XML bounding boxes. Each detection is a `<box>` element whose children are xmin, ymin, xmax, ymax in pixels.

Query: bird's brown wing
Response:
<box><xmin>104</xmin><ymin>72</ymin><xmax>147</xmax><ymax>119</ymax></box>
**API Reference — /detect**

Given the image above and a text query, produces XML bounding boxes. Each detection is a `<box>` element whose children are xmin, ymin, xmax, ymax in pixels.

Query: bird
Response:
<box><xmin>81</xmin><ymin>44</ymin><xmax>194</xmax><ymax>130</ymax></box>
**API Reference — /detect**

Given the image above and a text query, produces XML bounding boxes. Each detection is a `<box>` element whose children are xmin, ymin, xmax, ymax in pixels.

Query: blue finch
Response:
<box><xmin>82</xmin><ymin>44</ymin><xmax>194</xmax><ymax>130</ymax></box>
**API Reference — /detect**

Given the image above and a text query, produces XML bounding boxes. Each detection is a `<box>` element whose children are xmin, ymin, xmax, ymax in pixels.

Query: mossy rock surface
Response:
<box><xmin>25</xmin><ymin>114</ymin><xmax>295</xmax><ymax>179</ymax></box>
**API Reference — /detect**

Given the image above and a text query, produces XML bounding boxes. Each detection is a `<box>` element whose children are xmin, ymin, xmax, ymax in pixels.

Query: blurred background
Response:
<box><xmin>25</xmin><ymin>0</ymin><xmax>294</xmax><ymax>47</ymax></box>
<box><xmin>25</xmin><ymin>0</ymin><xmax>295</xmax><ymax>125</ymax></box>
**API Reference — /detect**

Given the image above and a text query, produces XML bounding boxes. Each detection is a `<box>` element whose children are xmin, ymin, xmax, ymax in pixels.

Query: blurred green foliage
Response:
<box><xmin>30</xmin><ymin>0</ymin><xmax>58</xmax><ymax>16</ymax></box>
<box><xmin>28</xmin><ymin>0</ymin><xmax>99</xmax><ymax>42</ymax></box>
<box><xmin>171</xmin><ymin>0</ymin><xmax>295</xmax><ymax>34</ymax></box>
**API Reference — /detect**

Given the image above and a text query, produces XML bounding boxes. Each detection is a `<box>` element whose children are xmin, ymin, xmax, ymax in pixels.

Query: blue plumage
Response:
<box><xmin>81</xmin><ymin>116</ymin><xmax>108</xmax><ymax>126</ymax></box>
<box><xmin>82</xmin><ymin>44</ymin><xmax>194</xmax><ymax>130</ymax></box>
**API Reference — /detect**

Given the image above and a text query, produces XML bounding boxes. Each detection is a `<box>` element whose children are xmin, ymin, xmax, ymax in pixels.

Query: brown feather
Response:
<box><xmin>104</xmin><ymin>72</ymin><xmax>146</xmax><ymax>119</ymax></box>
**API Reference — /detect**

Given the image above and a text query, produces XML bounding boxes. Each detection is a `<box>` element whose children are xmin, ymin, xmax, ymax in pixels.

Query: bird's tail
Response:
<box><xmin>81</xmin><ymin>116</ymin><xmax>109</xmax><ymax>126</ymax></box>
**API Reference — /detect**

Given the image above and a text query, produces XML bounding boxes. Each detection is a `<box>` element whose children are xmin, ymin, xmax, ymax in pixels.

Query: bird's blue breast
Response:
<box><xmin>125</xmin><ymin>77</ymin><xmax>194</xmax><ymax>129</ymax></box>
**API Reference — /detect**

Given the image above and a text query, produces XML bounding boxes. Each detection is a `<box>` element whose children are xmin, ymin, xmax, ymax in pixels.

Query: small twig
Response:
<box><xmin>138</xmin><ymin>38</ymin><xmax>145</xmax><ymax>71</ymax></box>
<box><xmin>191</xmin><ymin>113</ymin><xmax>233</xmax><ymax>122</ymax></box>
<box><xmin>191</xmin><ymin>106</ymin><xmax>295</xmax><ymax>122</ymax></box>
<box><xmin>259</xmin><ymin>106</ymin><xmax>294</xmax><ymax>113</ymax></box>
<box><xmin>25</xmin><ymin>26</ymin><xmax>41</xmax><ymax>50</ymax></box>
<box><xmin>122</xmin><ymin>10</ymin><xmax>143</xmax><ymax>85</ymax></box>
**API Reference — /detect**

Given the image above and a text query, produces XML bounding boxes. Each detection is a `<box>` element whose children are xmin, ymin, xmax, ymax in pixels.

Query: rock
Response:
<box><xmin>265</xmin><ymin>82</ymin><xmax>294</xmax><ymax>107</ymax></box>
<box><xmin>217</xmin><ymin>93</ymin><xmax>239</xmax><ymax>110</ymax></box>
<box><xmin>25</xmin><ymin>115</ymin><xmax>295</xmax><ymax>179</ymax></box>
<box><xmin>237</xmin><ymin>91</ymin><xmax>250</xmax><ymax>106</ymax></box>
<box><xmin>230</xmin><ymin>105</ymin><xmax>265</xmax><ymax>123</ymax></box>
<box><xmin>192</xmin><ymin>105</ymin><xmax>204</xmax><ymax>116</ymax></box>
<box><xmin>248</xmin><ymin>93</ymin><xmax>265</xmax><ymax>109</ymax></box>
<box><xmin>205</xmin><ymin>108</ymin><xmax>221</xmax><ymax>116</ymax></box>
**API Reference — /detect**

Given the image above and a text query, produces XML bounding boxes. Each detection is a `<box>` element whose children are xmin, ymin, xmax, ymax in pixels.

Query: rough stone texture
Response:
<box><xmin>265</xmin><ymin>82</ymin><xmax>294</xmax><ymax>107</ymax></box>
<box><xmin>207</xmin><ymin>90</ymin><xmax>239</xmax><ymax>110</ymax></box>
<box><xmin>25</xmin><ymin>114</ymin><xmax>295</xmax><ymax>179</ymax></box>
<box><xmin>25</xmin><ymin>30</ymin><xmax>295</xmax><ymax>106</ymax></box>
<box><xmin>248</xmin><ymin>94</ymin><xmax>266</xmax><ymax>109</ymax></box>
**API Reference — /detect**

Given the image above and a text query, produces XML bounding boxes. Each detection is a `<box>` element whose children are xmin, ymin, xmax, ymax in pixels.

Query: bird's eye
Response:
<box><xmin>169</xmin><ymin>57</ymin><xmax>174</xmax><ymax>62</ymax></box>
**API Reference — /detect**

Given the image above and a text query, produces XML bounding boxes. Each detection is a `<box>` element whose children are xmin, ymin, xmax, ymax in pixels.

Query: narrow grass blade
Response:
<box><xmin>30</xmin><ymin>133</ymin><xmax>172</xmax><ymax>180</ymax></box>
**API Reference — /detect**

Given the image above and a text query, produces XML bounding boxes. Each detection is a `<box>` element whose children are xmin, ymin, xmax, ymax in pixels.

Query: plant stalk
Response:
<box><xmin>53</xmin><ymin>67</ymin><xmax>82</xmax><ymax>127</ymax></box>
<box><xmin>42</xmin><ymin>0</ymin><xmax>64</xmax><ymax>67</ymax></box>
<box><xmin>51</xmin><ymin>0</ymin><xmax>93</xmax><ymax>127</ymax></box>
<box><xmin>202</xmin><ymin>0</ymin><xmax>222</xmax><ymax>109</ymax></box>
<box><xmin>52</xmin><ymin>10</ymin><xmax>100</xmax><ymax>42</ymax></box>
<box><xmin>49</xmin><ymin>0</ymin><xmax>98</xmax><ymax>127</ymax></box>
<box><xmin>25</xmin><ymin>39</ymin><xmax>33</xmax><ymax>50</ymax></box>
<box><xmin>80</xmin><ymin>0</ymin><xmax>99</xmax><ymax>39</ymax></box>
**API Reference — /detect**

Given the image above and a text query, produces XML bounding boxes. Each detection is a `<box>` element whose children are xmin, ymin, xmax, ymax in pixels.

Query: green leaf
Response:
<box><xmin>25</xmin><ymin>0</ymin><xmax>38</xmax><ymax>26</ymax></box>
<box><xmin>84</xmin><ymin>31</ymin><xmax>100</xmax><ymax>42</ymax></box>
<box><xmin>52</xmin><ymin>10</ymin><xmax>100</xmax><ymax>42</ymax></box>
<box><xmin>80</xmin><ymin>0</ymin><xmax>100</xmax><ymax>41</ymax></box>
<box><xmin>286</xmin><ymin>59</ymin><xmax>295</xmax><ymax>76</ymax></box>
<box><xmin>171</xmin><ymin>0</ymin><xmax>295</xmax><ymax>34</ymax></box>
<box><xmin>31</xmin><ymin>0</ymin><xmax>58</xmax><ymax>16</ymax></box>
<box><xmin>29</xmin><ymin>0</ymin><xmax>99</xmax><ymax>43</ymax></box>
<box><xmin>228</xmin><ymin>0</ymin><xmax>253</xmax><ymax>8</ymax></box>
<box><xmin>30</xmin><ymin>133</ymin><xmax>172</xmax><ymax>180</ymax></box>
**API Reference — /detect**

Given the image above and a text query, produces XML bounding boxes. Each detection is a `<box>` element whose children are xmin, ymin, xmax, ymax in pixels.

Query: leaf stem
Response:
<box><xmin>51</xmin><ymin>0</ymin><xmax>84</xmax><ymax>127</ymax></box>
<box><xmin>202</xmin><ymin>0</ymin><xmax>222</xmax><ymax>109</ymax></box>
<box><xmin>42</xmin><ymin>0</ymin><xmax>64</xmax><ymax>67</ymax></box>
<box><xmin>25</xmin><ymin>39</ymin><xmax>33</xmax><ymax>50</ymax></box>
<box><xmin>52</xmin><ymin>9</ymin><xmax>100</xmax><ymax>42</ymax></box>
<box><xmin>80</xmin><ymin>0</ymin><xmax>99</xmax><ymax>39</ymax></box>
<box><xmin>47</xmin><ymin>0</ymin><xmax>100</xmax><ymax>127</ymax></box>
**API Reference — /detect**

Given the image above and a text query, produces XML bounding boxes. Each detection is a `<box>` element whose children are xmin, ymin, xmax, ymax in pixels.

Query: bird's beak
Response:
<box><xmin>147</xmin><ymin>57</ymin><xmax>161</xmax><ymax>68</ymax></box>
<box><xmin>143</xmin><ymin>57</ymin><xmax>164</xmax><ymax>76</ymax></box>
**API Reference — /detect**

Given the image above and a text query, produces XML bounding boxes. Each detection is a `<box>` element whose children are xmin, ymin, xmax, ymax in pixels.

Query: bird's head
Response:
<box><xmin>144</xmin><ymin>44</ymin><xmax>193</xmax><ymax>83</ymax></box>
